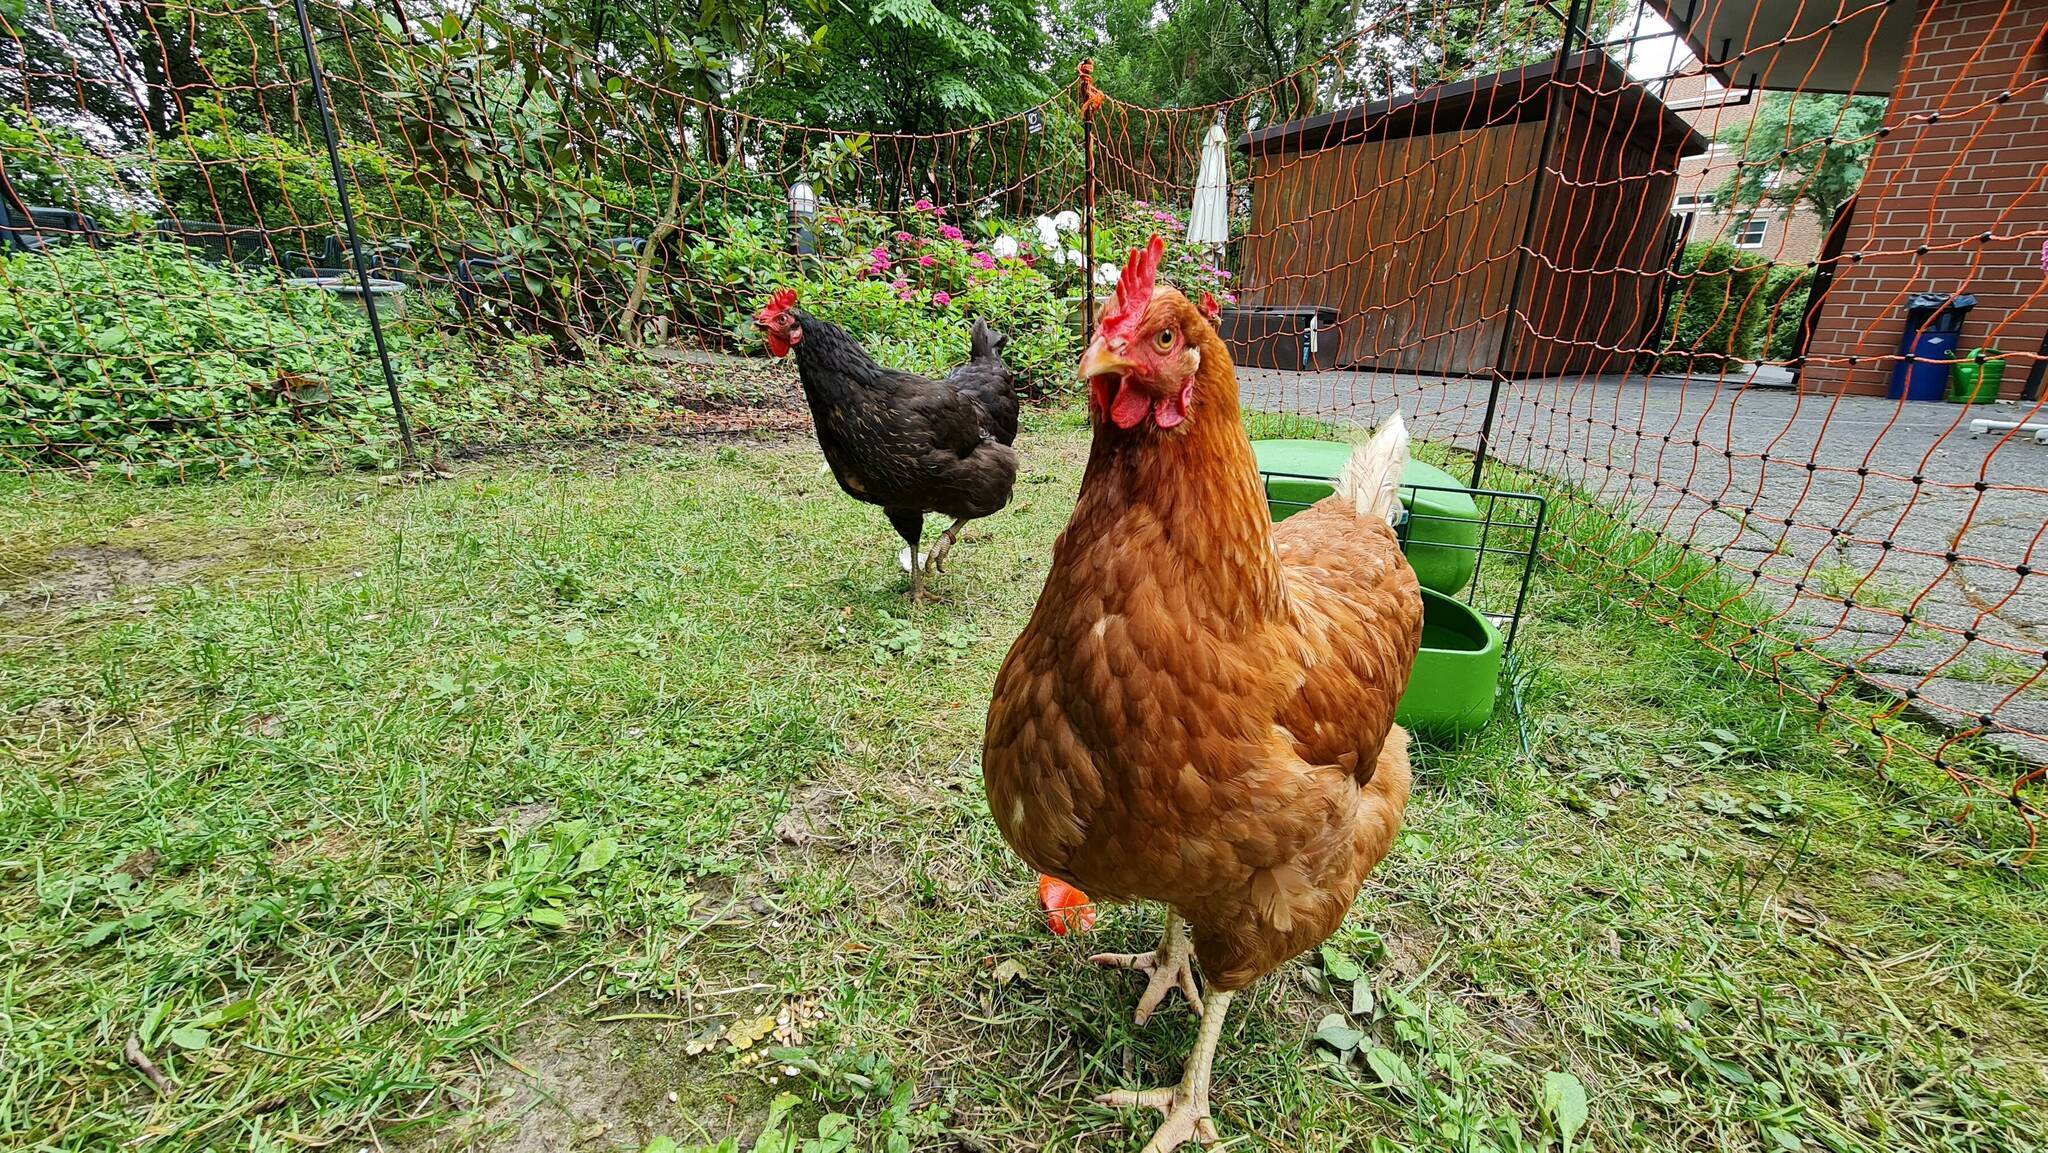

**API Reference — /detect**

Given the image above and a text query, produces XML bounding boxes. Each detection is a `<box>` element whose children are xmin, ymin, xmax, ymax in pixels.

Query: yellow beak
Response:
<box><xmin>1080</xmin><ymin>338</ymin><xmax>1134</xmax><ymax>385</ymax></box>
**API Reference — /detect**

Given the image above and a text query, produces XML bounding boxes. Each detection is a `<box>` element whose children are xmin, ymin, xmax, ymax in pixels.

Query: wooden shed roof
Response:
<box><xmin>1240</xmin><ymin>51</ymin><xmax>1710</xmax><ymax>161</ymax></box>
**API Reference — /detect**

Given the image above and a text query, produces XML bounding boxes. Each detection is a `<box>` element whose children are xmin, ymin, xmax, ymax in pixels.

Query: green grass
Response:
<box><xmin>2</xmin><ymin>416</ymin><xmax>2044</xmax><ymax>1153</ymax></box>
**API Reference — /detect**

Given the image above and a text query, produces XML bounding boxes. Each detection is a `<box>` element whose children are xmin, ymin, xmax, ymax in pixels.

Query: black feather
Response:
<box><xmin>789</xmin><ymin>310</ymin><xmax>1021</xmax><ymax>548</ymax></box>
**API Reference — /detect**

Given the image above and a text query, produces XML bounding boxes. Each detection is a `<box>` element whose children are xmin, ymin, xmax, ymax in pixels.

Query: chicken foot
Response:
<box><xmin>1091</xmin><ymin>908</ymin><xmax>1203</xmax><ymax>1025</ymax></box>
<box><xmin>1097</xmin><ymin>988</ymin><xmax>1236</xmax><ymax>1152</ymax></box>
<box><xmin>922</xmin><ymin>517</ymin><xmax>972</xmax><ymax>574</ymax></box>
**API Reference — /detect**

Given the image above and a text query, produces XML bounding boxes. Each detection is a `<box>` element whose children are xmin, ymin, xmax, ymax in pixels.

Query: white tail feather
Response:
<box><xmin>1334</xmin><ymin>411</ymin><xmax>1409</xmax><ymax>524</ymax></box>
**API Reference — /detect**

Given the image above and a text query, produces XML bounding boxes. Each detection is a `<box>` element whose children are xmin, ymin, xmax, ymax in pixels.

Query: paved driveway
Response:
<box><xmin>1240</xmin><ymin>366</ymin><xmax>2048</xmax><ymax>766</ymax></box>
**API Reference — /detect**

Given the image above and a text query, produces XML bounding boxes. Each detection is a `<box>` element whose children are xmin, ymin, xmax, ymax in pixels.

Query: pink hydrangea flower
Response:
<box><xmin>1135</xmin><ymin>200</ymin><xmax>1150</xmax><ymax>209</ymax></box>
<box><xmin>914</xmin><ymin>198</ymin><xmax>933</xmax><ymax>212</ymax></box>
<box><xmin>940</xmin><ymin>224</ymin><xmax>965</xmax><ymax>241</ymax></box>
<box><xmin>919</xmin><ymin>254</ymin><xmax>937</xmax><ymax>267</ymax></box>
<box><xmin>932</xmin><ymin>291</ymin><xmax>952</xmax><ymax>307</ymax></box>
<box><xmin>972</xmin><ymin>251</ymin><xmax>998</xmax><ymax>270</ymax></box>
<box><xmin>894</xmin><ymin>231</ymin><xmax>913</xmax><ymax>244</ymax></box>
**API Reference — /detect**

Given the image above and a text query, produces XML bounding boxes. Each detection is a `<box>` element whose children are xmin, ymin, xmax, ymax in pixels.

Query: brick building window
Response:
<box><xmin>1674</xmin><ymin>194</ymin><xmax>1712</xmax><ymax>225</ymax></box>
<box><xmin>1735</xmin><ymin>217</ymin><xmax>1770</xmax><ymax>248</ymax></box>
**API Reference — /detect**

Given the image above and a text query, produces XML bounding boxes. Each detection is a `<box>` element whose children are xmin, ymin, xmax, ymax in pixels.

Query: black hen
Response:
<box><xmin>756</xmin><ymin>290</ymin><xmax>1019</xmax><ymax>601</ymax></box>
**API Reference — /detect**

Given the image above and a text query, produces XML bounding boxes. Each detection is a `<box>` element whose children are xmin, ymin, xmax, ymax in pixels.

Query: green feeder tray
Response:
<box><xmin>1251</xmin><ymin>439</ymin><xmax>1482</xmax><ymax>596</ymax></box>
<box><xmin>1395</xmin><ymin>588</ymin><xmax>1503</xmax><ymax>735</ymax></box>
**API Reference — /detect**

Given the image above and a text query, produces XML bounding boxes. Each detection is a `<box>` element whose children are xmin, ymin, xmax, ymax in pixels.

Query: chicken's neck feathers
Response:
<box><xmin>1065</xmin><ymin>358</ymin><xmax>1288</xmax><ymax>623</ymax></box>
<box><xmin>790</xmin><ymin>313</ymin><xmax>897</xmax><ymax>403</ymax></box>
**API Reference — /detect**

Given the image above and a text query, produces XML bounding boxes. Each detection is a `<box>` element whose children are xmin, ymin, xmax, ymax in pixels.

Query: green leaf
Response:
<box><xmin>1763</xmin><ymin>1125</ymin><xmax>1803</xmax><ymax>1151</ymax></box>
<box><xmin>1320</xmin><ymin>945</ymin><xmax>1362</xmax><ymax>983</ymax></box>
<box><xmin>169</xmin><ymin>1026</ymin><xmax>211</xmax><ymax>1051</ymax></box>
<box><xmin>573</xmin><ymin>837</ymin><xmax>619</xmax><ymax>877</ymax></box>
<box><xmin>1540</xmin><ymin>1070</ymin><xmax>1590</xmax><ymax>1153</ymax></box>
<box><xmin>196</xmin><ymin>998</ymin><xmax>259</xmax><ymax>1027</ymax></box>
<box><xmin>527</xmin><ymin>907</ymin><xmax>570</xmax><ymax>929</ymax></box>
<box><xmin>1351</xmin><ymin>977</ymin><xmax>1375</xmax><ymax>1016</ymax></box>
<box><xmin>1313</xmin><ymin>1013</ymin><xmax>1364</xmax><ymax>1053</ymax></box>
<box><xmin>1360</xmin><ymin>1044</ymin><xmax>1414</xmax><ymax>1095</ymax></box>
<box><xmin>802</xmin><ymin>1114</ymin><xmax>855</xmax><ymax>1153</ymax></box>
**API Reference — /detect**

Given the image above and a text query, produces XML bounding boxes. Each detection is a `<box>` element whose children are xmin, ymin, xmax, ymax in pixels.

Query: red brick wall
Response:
<box><xmin>1802</xmin><ymin>0</ymin><xmax>2048</xmax><ymax>398</ymax></box>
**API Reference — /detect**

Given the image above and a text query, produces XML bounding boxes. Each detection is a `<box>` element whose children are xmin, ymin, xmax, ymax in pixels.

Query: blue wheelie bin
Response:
<box><xmin>1888</xmin><ymin>292</ymin><xmax>1976</xmax><ymax>401</ymax></box>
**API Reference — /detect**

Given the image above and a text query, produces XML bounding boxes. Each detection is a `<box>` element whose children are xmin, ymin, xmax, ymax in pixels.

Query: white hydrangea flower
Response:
<box><xmin>991</xmin><ymin>235</ymin><xmax>1019</xmax><ymax>259</ymax></box>
<box><xmin>1034</xmin><ymin>215</ymin><xmax>1060</xmax><ymax>249</ymax></box>
<box><xmin>1053</xmin><ymin>210</ymin><xmax>1082</xmax><ymax>233</ymax></box>
<box><xmin>1093</xmin><ymin>262</ymin><xmax>1121</xmax><ymax>286</ymax></box>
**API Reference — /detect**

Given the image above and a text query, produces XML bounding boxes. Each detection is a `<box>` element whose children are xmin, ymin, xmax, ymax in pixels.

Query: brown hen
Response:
<box><xmin>982</xmin><ymin>236</ymin><xmax>1422</xmax><ymax>1151</ymax></box>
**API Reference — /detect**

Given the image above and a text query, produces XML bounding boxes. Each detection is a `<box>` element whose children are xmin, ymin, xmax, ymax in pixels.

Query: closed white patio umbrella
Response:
<box><xmin>1185</xmin><ymin>122</ymin><xmax>1231</xmax><ymax>248</ymax></box>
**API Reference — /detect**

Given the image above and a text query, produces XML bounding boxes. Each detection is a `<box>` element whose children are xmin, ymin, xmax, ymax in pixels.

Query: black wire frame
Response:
<box><xmin>1258</xmin><ymin>471</ymin><xmax>1551</xmax><ymax>751</ymax></box>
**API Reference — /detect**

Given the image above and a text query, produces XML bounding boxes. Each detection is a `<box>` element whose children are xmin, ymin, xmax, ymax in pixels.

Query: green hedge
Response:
<box><xmin>1759</xmin><ymin>266</ymin><xmax>1814</xmax><ymax>364</ymax></box>
<box><xmin>1654</xmin><ymin>242</ymin><xmax>1770</xmax><ymax>373</ymax></box>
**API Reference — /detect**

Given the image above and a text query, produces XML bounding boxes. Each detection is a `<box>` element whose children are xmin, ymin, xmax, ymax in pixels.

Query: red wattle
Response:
<box><xmin>1110</xmin><ymin>379</ymin><xmax>1152</xmax><ymax>429</ymax></box>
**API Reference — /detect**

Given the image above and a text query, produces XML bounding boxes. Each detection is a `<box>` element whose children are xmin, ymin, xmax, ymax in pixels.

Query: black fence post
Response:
<box><xmin>291</xmin><ymin>0</ymin><xmax>418</xmax><ymax>468</ymax></box>
<box><xmin>1471</xmin><ymin>0</ymin><xmax>1587</xmax><ymax>489</ymax></box>
<box><xmin>1081</xmin><ymin>60</ymin><xmax>1100</xmax><ymax>334</ymax></box>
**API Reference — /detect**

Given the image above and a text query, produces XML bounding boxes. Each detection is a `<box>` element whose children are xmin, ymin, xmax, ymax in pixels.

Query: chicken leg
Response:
<box><xmin>1091</xmin><ymin>908</ymin><xmax>1203</xmax><ymax>1025</ymax></box>
<box><xmin>884</xmin><ymin>507</ymin><xmax>928</xmax><ymax>602</ymax></box>
<box><xmin>1097</xmin><ymin>988</ymin><xmax>1236</xmax><ymax>1152</ymax></box>
<box><xmin>922</xmin><ymin>516</ymin><xmax>972</xmax><ymax>574</ymax></box>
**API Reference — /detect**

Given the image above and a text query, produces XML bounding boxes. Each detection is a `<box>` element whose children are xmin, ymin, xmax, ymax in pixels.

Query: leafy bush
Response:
<box><xmin>677</xmin><ymin>215</ymin><xmax>799</xmax><ymax>343</ymax></box>
<box><xmin>701</xmin><ymin>198</ymin><xmax>1080</xmax><ymax>394</ymax></box>
<box><xmin>150</xmin><ymin>104</ymin><xmax>470</xmax><ymax>249</ymax></box>
<box><xmin>1654</xmin><ymin>242</ymin><xmax>1770</xmax><ymax>372</ymax></box>
<box><xmin>1</xmin><ymin>107</ymin><xmax>139</xmax><ymax>226</ymax></box>
<box><xmin>1759</xmin><ymin>266</ymin><xmax>1813</xmax><ymax>364</ymax></box>
<box><xmin>1091</xmin><ymin>194</ymin><xmax>1238</xmax><ymax>307</ymax></box>
<box><xmin>0</xmin><ymin>241</ymin><xmax>418</xmax><ymax>474</ymax></box>
<box><xmin>0</xmin><ymin>242</ymin><xmax>710</xmax><ymax>475</ymax></box>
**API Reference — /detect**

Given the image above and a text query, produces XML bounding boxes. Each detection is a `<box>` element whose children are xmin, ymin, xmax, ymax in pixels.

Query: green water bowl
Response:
<box><xmin>1395</xmin><ymin>588</ymin><xmax>1503</xmax><ymax>735</ymax></box>
<box><xmin>1252</xmin><ymin>439</ymin><xmax>1481</xmax><ymax>596</ymax></box>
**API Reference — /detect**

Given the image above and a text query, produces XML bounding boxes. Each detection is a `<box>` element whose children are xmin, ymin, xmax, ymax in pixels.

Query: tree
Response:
<box><xmin>1075</xmin><ymin>0</ymin><xmax>1629</xmax><ymax>122</ymax></box>
<box><xmin>752</xmin><ymin>0</ymin><xmax>1063</xmax><ymax>134</ymax></box>
<box><xmin>1713</xmin><ymin>92</ymin><xmax>1887</xmax><ymax>227</ymax></box>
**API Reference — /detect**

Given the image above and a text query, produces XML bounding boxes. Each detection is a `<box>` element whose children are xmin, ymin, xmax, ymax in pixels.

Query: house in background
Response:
<box><xmin>1650</xmin><ymin>0</ymin><xmax>2048</xmax><ymax>399</ymax></box>
<box><xmin>1658</xmin><ymin>71</ymin><xmax>1826</xmax><ymax>267</ymax></box>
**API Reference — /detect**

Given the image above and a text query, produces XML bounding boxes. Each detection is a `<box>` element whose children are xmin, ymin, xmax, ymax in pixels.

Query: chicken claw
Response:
<box><xmin>1094</xmin><ymin>1087</ymin><xmax>1217</xmax><ymax>1151</ymax></box>
<box><xmin>923</xmin><ymin>516</ymin><xmax>971</xmax><ymax>574</ymax></box>
<box><xmin>1095</xmin><ymin>989</ymin><xmax>1235</xmax><ymax>1152</ymax></box>
<box><xmin>1090</xmin><ymin>910</ymin><xmax>1202</xmax><ymax>1025</ymax></box>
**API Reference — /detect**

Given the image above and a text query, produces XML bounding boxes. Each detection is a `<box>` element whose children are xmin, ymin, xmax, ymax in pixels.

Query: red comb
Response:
<box><xmin>1097</xmin><ymin>235</ymin><xmax>1164</xmax><ymax>344</ymax></box>
<box><xmin>757</xmin><ymin>288</ymin><xmax>798</xmax><ymax>321</ymax></box>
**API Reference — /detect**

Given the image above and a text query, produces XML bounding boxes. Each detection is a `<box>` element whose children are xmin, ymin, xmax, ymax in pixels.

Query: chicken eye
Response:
<box><xmin>1153</xmin><ymin>328</ymin><xmax>1177</xmax><ymax>352</ymax></box>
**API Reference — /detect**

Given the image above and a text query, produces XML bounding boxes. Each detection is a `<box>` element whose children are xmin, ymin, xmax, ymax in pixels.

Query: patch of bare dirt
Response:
<box><xmin>772</xmin><ymin>781</ymin><xmax>847</xmax><ymax>850</ymax></box>
<box><xmin>0</xmin><ymin>545</ymin><xmax>211</xmax><ymax>614</ymax></box>
<box><xmin>458</xmin><ymin>1020</ymin><xmax>648</xmax><ymax>1152</ymax></box>
<box><xmin>431</xmin><ymin>1014</ymin><xmax>773</xmax><ymax>1152</ymax></box>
